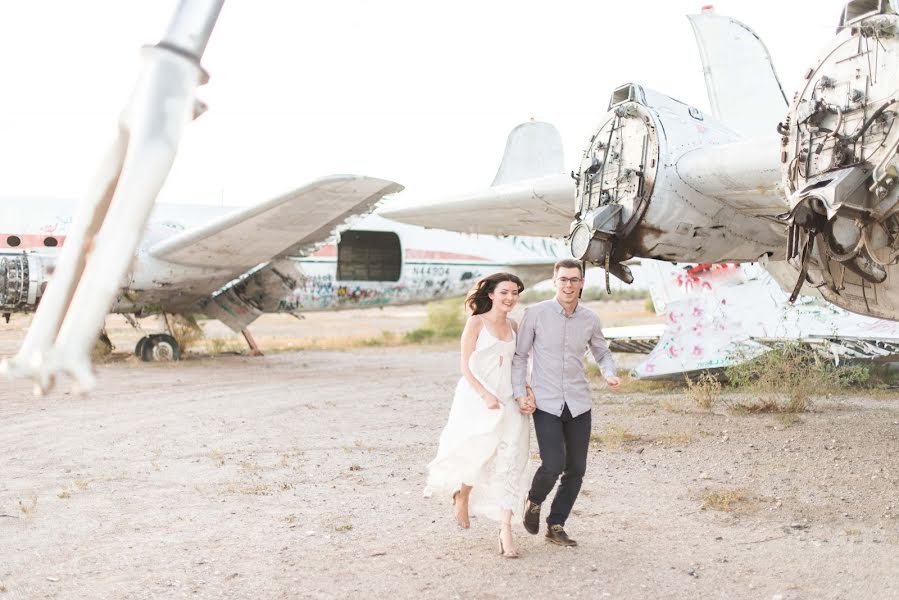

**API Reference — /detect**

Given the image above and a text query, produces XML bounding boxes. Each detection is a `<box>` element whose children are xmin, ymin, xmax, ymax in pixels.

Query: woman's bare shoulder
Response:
<box><xmin>463</xmin><ymin>314</ymin><xmax>484</xmax><ymax>333</ymax></box>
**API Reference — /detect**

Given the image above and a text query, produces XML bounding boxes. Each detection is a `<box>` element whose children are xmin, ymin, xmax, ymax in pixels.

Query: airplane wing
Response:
<box><xmin>148</xmin><ymin>175</ymin><xmax>403</xmax><ymax>268</ymax></box>
<box><xmin>381</xmin><ymin>175</ymin><xmax>573</xmax><ymax>238</ymax></box>
<box><xmin>380</xmin><ymin>121</ymin><xmax>574</xmax><ymax>237</ymax></box>
<box><xmin>687</xmin><ymin>9</ymin><xmax>787</xmax><ymax>138</ymax></box>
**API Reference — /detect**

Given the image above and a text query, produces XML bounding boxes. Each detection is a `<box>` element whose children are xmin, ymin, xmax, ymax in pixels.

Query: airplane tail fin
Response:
<box><xmin>491</xmin><ymin>121</ymin><xmax>565</xmax><ymax>186</ymax></box>
<box><xmin>687</xmin><ymin>8</ymin><xmax>787</xmax><ymax>138</ymax></box>
<box><xmin>380</xmin><ymin>120</ymin><xmax>572</xmax><ymax>237</ymax></box>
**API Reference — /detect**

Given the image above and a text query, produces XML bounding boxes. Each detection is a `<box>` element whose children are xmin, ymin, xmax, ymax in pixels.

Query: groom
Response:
<box><xmin>512</xmin><ymin>258</ymin><xmax>620</xmax><ymax>546</ymax></box>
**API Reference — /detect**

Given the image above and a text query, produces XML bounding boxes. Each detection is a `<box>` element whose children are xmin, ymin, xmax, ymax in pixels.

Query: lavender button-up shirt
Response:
<box><xmin>512</xmin><ymin>298</ymin><xmax>616</xmax><ymax>418</ymax></box>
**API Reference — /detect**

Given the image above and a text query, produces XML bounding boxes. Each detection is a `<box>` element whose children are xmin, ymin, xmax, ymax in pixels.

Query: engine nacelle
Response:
<box><xmin>569</xmin><ymin>84</ymin><xmax>786</xmax><ymax>283</ymax></box>
<box><xmin>781</xmin><ymin>2</ymin><xmax>899</xmax><ymax>319</ymax></box>
<box><xmin>0</xmin><ymin>252</ymin><xmax>53</xmax><ymax>312</ymax></box>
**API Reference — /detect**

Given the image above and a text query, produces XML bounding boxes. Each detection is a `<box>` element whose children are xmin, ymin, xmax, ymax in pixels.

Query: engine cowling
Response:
<box><xmin>0</xmin><ymin>253</ymin><xmax>53</xmax><ymax>312</ymax></box>
<box><xmin>569</xmin><ymin>84</ymin><xmax>786</xmax><ymax>284</ymax></box>
<box><xmin>781</xmin><ymin>4</ymin><xmax>899</xmax><ymax>319</ymax></box>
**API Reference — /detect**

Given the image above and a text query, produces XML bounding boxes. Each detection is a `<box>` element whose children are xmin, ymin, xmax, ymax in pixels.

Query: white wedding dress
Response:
<box><xmin>425</xmin><ymin>321</ymin><xmax>530</xmax><ymax>521</ymax></box>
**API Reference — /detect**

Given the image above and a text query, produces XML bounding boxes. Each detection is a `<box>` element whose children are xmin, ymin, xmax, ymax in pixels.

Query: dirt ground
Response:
<box><xmin>1</xmin><ymin>303</ymin><xmax>898</xmax><ymax>599</ymax></box>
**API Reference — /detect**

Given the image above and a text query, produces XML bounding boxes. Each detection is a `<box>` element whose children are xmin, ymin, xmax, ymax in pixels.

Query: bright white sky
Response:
<box><xmin>0</xmin><ymin>0</ymin><xmax>849</xmax><ymax>209</ymax></box>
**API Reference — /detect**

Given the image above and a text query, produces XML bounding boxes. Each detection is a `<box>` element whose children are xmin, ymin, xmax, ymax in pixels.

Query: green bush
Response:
<box><xmin>404</xmin><ymin>328</ymin><xmax>436</xmax><ymax>343</ymax></box>
<box><xmin>425</xmin><ymin>298</ymin><xmax>465</xmax><ymax>338</ymax></box>
<box><xmin>724</xmin><ymin>343</ymin><xmax>871</xmax><ymax>412</ymax></box>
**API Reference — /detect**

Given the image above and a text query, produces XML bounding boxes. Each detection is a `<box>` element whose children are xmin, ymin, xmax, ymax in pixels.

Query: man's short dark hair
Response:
<box><xmin>553</xmin><ymin>258</ymin><xmax>583</xmax><ymax>276</ymax></box>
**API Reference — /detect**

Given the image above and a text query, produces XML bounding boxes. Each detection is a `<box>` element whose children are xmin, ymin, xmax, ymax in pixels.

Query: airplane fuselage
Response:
<box><xmin>0</xmin><ymin>200</ymin><xmax>561</xmax><ymax>322</ymax></box>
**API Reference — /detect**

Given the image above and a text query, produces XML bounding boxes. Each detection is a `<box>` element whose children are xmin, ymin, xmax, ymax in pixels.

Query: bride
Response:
<box><xmin>425</xmin><ymin>272</ymin><xmax>535</xmax><ymax>558</ymax></box>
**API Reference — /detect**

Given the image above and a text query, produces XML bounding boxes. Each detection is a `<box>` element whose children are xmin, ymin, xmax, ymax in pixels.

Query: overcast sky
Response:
<box><xmin>0</xmin><ymin>0</ymin><xmax>850</xmax><ymax>209</ymax></box>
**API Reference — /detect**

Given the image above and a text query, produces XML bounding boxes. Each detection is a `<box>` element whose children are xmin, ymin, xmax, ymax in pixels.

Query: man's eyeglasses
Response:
<box><xmin>557</xmin><ymin>277</ymin><xmax>583</xmax><ymax>285</ymax></box>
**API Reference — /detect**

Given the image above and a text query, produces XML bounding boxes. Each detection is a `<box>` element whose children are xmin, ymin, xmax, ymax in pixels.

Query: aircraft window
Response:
<box><xmin>43</xmin><ymin>237</ymin><xmax>58</xmax><ymax>247</ymax></box>
<box><xmin>6</xmin><ymin>236</ymin><xmax>20</xmax><ymax>247</ymax></box>
<box><xmin>337</xmin><ymin>230</ymin><xmax>401</xmax><ymax>282</ymax></box>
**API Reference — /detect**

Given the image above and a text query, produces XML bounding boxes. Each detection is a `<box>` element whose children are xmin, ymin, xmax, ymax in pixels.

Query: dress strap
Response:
<box><xmin>476</xmin><ymin>314</ymin><xmax>494</xmax><ymax>340</ymax></box>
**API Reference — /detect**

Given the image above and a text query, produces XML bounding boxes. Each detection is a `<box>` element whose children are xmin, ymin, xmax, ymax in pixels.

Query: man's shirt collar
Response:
<box><xmin>553</xmin><ymin>297</ymin><xmax>582</xmax><ymax>316</ymax></box>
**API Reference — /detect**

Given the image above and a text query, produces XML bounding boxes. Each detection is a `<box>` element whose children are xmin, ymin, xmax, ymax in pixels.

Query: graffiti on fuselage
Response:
<box><xmin>38</xmin><ymin>215</ymin><xmax>72</xmax><ymax>235</ymax></box>
<box><xmin>508</xmin><ymin>236</ymin><xmax>563</xmax><ymax>258</ymax></box>
<box><xmin>276</xmin><ymin>259</ymin><xmax>491</xmax><ymax>312</ymax></box>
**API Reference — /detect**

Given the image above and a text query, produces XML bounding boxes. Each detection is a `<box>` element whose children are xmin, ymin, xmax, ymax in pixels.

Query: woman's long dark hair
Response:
<box><xmin>465</xmin><ymin>272</ymin><xmax>525</xmax><ymax>316</ymax></box>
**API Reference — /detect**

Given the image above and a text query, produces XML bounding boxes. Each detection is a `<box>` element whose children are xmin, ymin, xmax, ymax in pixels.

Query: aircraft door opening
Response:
<box><xmin>336</xmin><ymin>230</ymin><xmax>402</xmax><ymax>281</ymax></box>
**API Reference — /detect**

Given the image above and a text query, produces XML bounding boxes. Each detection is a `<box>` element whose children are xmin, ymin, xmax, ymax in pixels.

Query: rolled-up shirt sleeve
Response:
<box><xmin>589</xmin><ymin>317</ymin><xmax>617</xmax><ymax>378</ymax></box>
<box><xmin>512</xmin><ymin>308</ymin><xmax>535</xmax><ymax>398</ymax></box>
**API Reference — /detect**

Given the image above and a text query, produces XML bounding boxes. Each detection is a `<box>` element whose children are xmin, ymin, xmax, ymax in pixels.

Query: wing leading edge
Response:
<box><xmin>149</xmin><ymin>175</ymin><xmax>403</xmax><ymax>269</ymax></box>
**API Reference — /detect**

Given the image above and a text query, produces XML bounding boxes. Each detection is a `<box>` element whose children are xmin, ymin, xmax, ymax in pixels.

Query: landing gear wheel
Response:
<box><xmin>135</xmin><ymin>335</ymin><xmax>150</xmax><ymax>358</ymax></box>
<box><xmin>138</xmin><ymin>334</ymin><xmax>181</xmax><ymax>362</ymax></box>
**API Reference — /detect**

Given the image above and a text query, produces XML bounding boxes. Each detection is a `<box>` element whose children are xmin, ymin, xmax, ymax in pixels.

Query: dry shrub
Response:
<box><xmin>725</xmin><ymin>343</ymin><xmax>870</xmax><ymax>413</ymax></box>
<box><xmin>685</xmin><ymin>371</ymin><xmax>721</xmax><ymax>411</ymax></box>
<box><xmin>659</xmin><ymin>398</ymin><xmax>689</xmax><ymax>414</ymax></box>
<box><xmin>587</xmin><ymin>366</ymin><xmax>680</xmax><ymax>395</ymax></box>
<box><xmin>207</xmin><ymin>337</ymin><xmax>244</xmax><ymax>355</ymax></box>
<box><xmin>18</xmin><ymin>495</ymin><xmax>37</xmax><ymax>515</ymax></box>
<box><xmin>170</xmin><ymin>315</ymin><xmax>205</xmax><ymax>352</ymax></box>
<box><xmin>226</xmin><ymin>483</ymin><xmax>272</xmax><ymax>496</ymax></box>
<box><xmin>91</xmin><ymin>332</ymin><xmax>114</xmax><ymax>360</ymax></box>
<box><xmin>699</xmin><ymin>487</ymin><xmax>754</xmax><ymax>512</ymax></box>
<box><xmin>656</xmin><ymin>432</ymin><xmax>693</xmax><ymax>445</ymax></box>
<box><xmin>290</xmin><ymin>331</ymin><xmax>404</xmax><ymax>350</ymax></box>
<box><xmin>591</xmin><ymin>424</ymin><xmax>641</xmax><ymax>449</ymax></box>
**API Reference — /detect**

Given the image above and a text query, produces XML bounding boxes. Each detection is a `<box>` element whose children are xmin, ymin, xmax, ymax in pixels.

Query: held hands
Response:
<box><xmin>606</xmin><ymin>376</ymin><xmax>622</xmax><ymax>390</ymax></box>
<box><xmin>516</xmin><ymin>386</ymin><xmax>537</xmax><ymax>415</ymax></box>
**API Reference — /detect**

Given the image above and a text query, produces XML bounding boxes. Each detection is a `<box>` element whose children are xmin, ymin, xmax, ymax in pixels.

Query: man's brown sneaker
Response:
<box><xmin>545</xmin><ymin>524</ymin><xmax>577</xmax><ymax>547</ymax></box>
<box><xmin>523</xmin><ymin>500</ymin><xmax>541</xmax><ymax>535</ymax></box>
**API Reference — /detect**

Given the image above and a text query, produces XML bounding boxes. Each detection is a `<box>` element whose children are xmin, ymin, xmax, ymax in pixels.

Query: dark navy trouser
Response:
<box><xmin>528</xmin><ymin>404</ymin><xmax>591</xmax><ymax>526</ymax></box>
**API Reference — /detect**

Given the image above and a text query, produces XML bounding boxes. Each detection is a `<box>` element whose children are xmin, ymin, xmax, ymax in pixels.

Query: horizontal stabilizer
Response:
<box><xmin>149</xmin><ymin>175</ymin><xmax>403</xmax><ymax>268</ymax></box>
<box><xmin>687</xmin><ymin>9</ymin><xmax>787</xmax><ymax>138</ymax></box>
<box><xmin>381</xmin><ymin>174</ymin><xmax>574</xmax><ymax>237</ymax></box>
<box><xmin>381</xmin><ymin>121</ymin><xmax>572</xmax><ymax>237</ymax></box>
